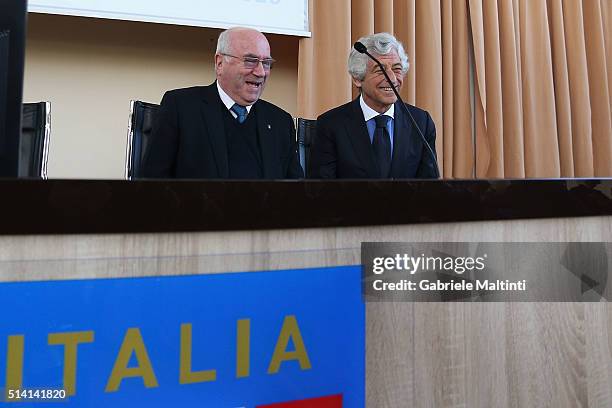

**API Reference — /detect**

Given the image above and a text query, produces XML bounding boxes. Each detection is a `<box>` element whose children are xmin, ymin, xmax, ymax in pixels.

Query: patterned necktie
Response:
<box><xmin>372</xmin><ymin>115</ymin><xmax>392</xmax><ymax>178</ymax></box>
<box><xmin>231</xmin><ymin>103</ymin><xmax>248</xmax><ymax>124</ymax></box>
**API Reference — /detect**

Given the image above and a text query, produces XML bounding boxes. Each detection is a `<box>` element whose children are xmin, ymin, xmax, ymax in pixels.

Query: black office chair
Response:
<box><xmin>20</xmin><ymin>102</ymin><xmax>51</xmax><ymax>178</ymax></box>
<box><xmin>295</xmin><ymin>118</ymin><xmax>316</xmax><ymax>177</ymax></box>
<box><xmin>125</xmin><ymin>100</ymin><xmax>159</xmax><ymax>179</ymax></box>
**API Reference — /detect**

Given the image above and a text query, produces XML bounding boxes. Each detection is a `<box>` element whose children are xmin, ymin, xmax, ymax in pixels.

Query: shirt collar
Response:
<box><xmin>216</xmin><ymin>82</ymin><xmax>253</xmax><ymax>113</ymax></box>
<box><xmin>359</xmin><ymin>95</ymin><xmax>394</xmax><ymax>122</ymax></box>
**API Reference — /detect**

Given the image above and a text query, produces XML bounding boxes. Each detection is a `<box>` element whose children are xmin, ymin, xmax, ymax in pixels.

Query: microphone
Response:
<box><xmin>353</xmin><ymin>41</ymin><xmax>440</xmax><ymax>178</ymax></box>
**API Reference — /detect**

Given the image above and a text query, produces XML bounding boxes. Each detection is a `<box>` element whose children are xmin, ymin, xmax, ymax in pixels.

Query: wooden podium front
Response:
<box><xmin>1</xmin><ymin>179</ymin><xmax>611</xmax><ymax>407</ymax></box>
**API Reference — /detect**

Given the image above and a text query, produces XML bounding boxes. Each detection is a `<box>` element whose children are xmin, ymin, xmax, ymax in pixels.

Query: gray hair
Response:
<box><xmin>216</xmin><ymin>27</ymin><xmax>265</xmax><ymax>55</ymax></box>
<box><xmin>348</xmin><ymin>32</ymin><xmax>409</xmax><ymax>80</ymax></box>
<box><xmin>216</xmin><ymin>28</ymin><xmax>234</xmax><ymax>54</ymax></box>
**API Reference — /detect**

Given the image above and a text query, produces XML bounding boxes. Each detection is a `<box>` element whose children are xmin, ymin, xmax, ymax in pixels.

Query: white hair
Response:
<box><xmin>216</xmin><ymin>27</ymin><xmax>266</xmax><ymax>55</ymax></box>
<box><xmin>348</xmin><ymin>32</ymin><xmax>410</xmax><ymax>80</ymax></box>
<box><xmin>216</xmin><ymin>28</ymin><xmax>234</xmax><ymax>54</ymax></box>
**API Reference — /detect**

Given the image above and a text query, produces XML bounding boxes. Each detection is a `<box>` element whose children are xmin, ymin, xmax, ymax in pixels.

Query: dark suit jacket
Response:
<box><xmin>143</xmin><ymin>83</ymin><xmax>303</xmax><ymax>179</ymax></box>
<box><xmin>309</xmin><ymin>98</ymin><xmax>438</xmax><ymax>179</ymax></box>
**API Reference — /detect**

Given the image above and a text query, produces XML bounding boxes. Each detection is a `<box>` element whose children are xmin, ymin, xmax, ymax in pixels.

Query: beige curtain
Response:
<box><xmin>297</xmin><ymin>0</ymin><xmax>612</xmax><ymax>178</ymax></box>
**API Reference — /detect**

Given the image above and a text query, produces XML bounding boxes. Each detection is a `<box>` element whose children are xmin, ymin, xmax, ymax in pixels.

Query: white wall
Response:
<box><xmin>23</xmin><ymin>13</ymin><xmax>299</xmax><ymax>179</ymax></box>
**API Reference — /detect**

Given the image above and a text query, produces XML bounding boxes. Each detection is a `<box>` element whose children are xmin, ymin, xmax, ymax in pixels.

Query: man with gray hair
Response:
<box><xmin>309</xmin><ymin>32</ymin><xmax>438</xmax><ymax>179</ymax></box>
<box><xmin>144</xmin><ymin>27</ymin><xmax>303</xmax><ymax>179</ymax></box>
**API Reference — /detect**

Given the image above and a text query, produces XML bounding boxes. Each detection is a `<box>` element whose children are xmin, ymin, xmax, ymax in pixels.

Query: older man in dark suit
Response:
<box><xmin>143</xmin><ymin>27</ymin><xmax>303</xmax><ymax>179</ymax></box>
<box><xmin>309</xmin><ymin>32</ymin><xmax>438</xmax><ymax>179</ymax></box>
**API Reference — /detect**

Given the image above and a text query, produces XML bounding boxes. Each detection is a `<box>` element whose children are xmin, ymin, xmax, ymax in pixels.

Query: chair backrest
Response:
<box><xmin>125</xmin><ymin>100</ymin><xmax>159</xmax><ymax>180</ymax></box>
<box><xmin>295</xmin><ymin>118</ymin><xmax>316</xmax><ymax>177</ymax></box>
<box><xmin>20</xmin><ymin>101</ymin><xmax>50</xmax><ymax>178</ymax></box>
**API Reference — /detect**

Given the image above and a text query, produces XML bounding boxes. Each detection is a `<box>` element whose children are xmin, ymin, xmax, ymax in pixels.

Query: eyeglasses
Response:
<box><xmin>221</xmin><ymin>53</ymin><xmax>275</xmax><ymax>71</ymax></box>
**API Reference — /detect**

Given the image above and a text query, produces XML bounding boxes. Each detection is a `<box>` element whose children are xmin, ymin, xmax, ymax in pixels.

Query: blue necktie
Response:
<box><xmin>373</xmin><ymin>115</ymin><xmax>392</xmax><ymax>178</ymax></box>
<box><xmin>231</xmin><ymin>104</ymin><xmax>248</xmax><ymax>124</ymax></box>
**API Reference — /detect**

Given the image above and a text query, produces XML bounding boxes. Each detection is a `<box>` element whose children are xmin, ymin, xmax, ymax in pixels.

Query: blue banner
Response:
<box><xmin>0</xmin><ymin>266</ymin><xmax>364</xmax><ymax>407</ymax></box>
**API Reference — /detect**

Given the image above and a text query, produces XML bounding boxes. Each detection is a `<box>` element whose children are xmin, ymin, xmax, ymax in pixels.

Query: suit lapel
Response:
<box><xmin>201</xmin><ymin>83</ymin><xmax>229</xmax><ymax>178</ymax></box>
<box><xmin>390</xmin><ymin>101</ymin><xmax>412</xmax><ymax>178</ymax></box>
<box><xmin>346</xmin><ymin>98</ymin><xmax>378</xmax><ymax>177</ymax></box>
<box><xmin>254</xmin><ymin>102</ymin><xmax>276</xmax><ymax>178</ymax></box>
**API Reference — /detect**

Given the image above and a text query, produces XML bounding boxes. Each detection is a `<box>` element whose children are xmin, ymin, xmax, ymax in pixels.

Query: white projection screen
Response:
<box><xmin>28</xmin><ymin>0</ymin><xmax>310</xmax><ymax>37</ymax></box>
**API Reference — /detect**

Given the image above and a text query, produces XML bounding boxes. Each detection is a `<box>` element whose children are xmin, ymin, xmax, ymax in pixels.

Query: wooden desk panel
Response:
<box><xmin>1</xmin><ymin>217</ymin><xmax>611</xmax><ymax>406</ymax></box>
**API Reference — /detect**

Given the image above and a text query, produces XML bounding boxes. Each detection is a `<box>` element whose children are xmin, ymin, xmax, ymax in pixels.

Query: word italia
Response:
<box><xmin>3</xmin><ymin>315</ymin><xmax>311</xmax><ymax>397</ymax></box>
<box><xmin>373</xmin><ymin>279</ymin><xmax>527</xmax><ymax>291</ymax></box>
